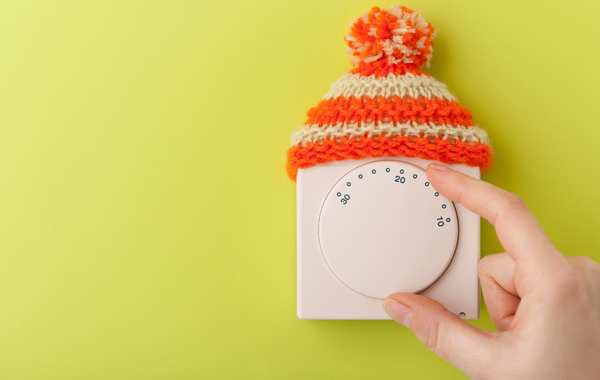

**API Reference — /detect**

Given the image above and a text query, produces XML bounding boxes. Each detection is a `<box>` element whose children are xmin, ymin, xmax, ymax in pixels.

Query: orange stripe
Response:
<box><xmin>349</xmin><ymin>60</ymin><xmax>427</xmax><ymax>78</ymax></box>
<box><xmin>305</xmin><ymin>96</ymin><xmax>475</xmax><ymax>128</ymax></box>
<box><xmin>286</xmin><ymin>135</ymin><xmax>492</xmax><ymax>181</ymax></box>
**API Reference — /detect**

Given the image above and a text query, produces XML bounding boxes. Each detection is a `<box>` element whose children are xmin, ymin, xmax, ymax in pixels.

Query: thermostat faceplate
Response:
<box><xmin>297</xmin><ymin>157</ymin><xmax>481</xmax><ymax>320</ymax></box>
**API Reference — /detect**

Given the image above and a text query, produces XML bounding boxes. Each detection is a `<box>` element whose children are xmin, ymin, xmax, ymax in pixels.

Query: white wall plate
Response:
<box><xmin>297</xmin><ymin>157</ymin><xmax>480</xmax><ymax>320</ymax></box>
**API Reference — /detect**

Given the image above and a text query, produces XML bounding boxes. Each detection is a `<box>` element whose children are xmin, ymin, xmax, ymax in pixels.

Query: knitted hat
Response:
<box><xmin>287</xmin><ymin>5</ymin><xmax>493</xmax><ymax>181</ymax></box>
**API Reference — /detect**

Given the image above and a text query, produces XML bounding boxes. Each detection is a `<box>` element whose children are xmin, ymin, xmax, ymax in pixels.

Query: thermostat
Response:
<box><xmin>297</xmin><ymin>157</ymin><xmax>480</xmax><ymax>320</ymax></box>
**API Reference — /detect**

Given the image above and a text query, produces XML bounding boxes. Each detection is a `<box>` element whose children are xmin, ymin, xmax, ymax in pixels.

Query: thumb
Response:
<box><xmin>384</xmin><ymin>293</ymin><xmax>499</xmax><ymax>376</ymax></box>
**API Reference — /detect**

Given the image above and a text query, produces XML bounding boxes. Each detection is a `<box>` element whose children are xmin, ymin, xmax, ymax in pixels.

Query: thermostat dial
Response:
<box><xmin>318</xmin><ymin>161</ymin><xmax>458</xmax><ymax>299</ymax></box>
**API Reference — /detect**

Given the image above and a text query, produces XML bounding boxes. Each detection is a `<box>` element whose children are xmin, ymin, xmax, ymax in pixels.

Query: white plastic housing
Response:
<box><xmin>297</xmin><ymin>157</ymin><xmax>481</xmax><ymax>320</ymax></box>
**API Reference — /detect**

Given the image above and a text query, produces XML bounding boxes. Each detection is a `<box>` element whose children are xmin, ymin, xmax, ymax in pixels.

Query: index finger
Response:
<box><xmin>426</xmin><ymin>163</ymin><xmax>562</xmax><ymax>272</ymax></box>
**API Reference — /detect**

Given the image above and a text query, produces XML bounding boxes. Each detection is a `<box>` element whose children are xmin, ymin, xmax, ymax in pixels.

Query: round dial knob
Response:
<box><xmin>318</xmin><ymin>160</ymin><xmax>458</xmax><ymax>299</ymax></box>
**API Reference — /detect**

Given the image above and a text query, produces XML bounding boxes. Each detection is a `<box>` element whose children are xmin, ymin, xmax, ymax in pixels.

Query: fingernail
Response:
<box><xmin>428</xmin><ymin>163</ymin><xmax>453</xmax><ymax>172</ymax></box>
<box><xmin>382</xmin><ymin>299</ymin><xmax>414</xmax><ymax>329</ymax></box>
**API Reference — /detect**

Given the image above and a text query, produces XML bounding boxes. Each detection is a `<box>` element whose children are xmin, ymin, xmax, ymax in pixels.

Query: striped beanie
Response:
<box><xmin>287</xmin><ymin>5</ymin><xmax>493</xmax><ymax>181</ymax></box>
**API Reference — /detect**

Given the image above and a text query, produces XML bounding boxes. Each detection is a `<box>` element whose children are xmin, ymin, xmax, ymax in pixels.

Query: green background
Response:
<box><xmin>1</xmin><ymin>0</ymin><xmax>599</xmax><ymax>378</ymax></box>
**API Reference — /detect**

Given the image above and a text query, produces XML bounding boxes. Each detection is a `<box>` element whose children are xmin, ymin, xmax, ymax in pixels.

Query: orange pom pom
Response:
<box><xmin>344</xmin><ymin>5</ymin><xmax>436</xmax><ymax>68</ymax></box>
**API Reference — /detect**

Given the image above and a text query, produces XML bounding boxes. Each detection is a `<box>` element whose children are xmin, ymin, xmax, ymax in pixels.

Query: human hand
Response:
<box><xmin>382</xmin><ymin>163</ymin><xmax>600</xmax><ymax>380</ymax></box>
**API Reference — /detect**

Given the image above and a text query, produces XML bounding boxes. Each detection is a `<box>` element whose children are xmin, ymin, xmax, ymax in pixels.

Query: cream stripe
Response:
<box><xmin>323</xmin><ymin>73</ymin><xmax>456</xmax><ymax>101</ymax></box>
<box><xmin>291</xmin><ymin>122</ymin><xmax>490</xmax><ymax>147</ymax></box>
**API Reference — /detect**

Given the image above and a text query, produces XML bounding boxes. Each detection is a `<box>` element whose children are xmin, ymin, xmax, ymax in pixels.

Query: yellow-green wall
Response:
<box><xmin>1</xmin><ymin>0</ymin><xmax>599</xmax><ymax>378</ymax></box>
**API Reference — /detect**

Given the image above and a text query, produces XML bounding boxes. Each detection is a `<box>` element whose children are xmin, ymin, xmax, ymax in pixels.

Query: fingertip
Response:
<box><xmin>426</xmin><ymin>163</ymin><xmax>460</xmax><ymax>190</ymax></box>
<box><xmin>427</xmin><ymin>163</ymin><xmax>454</xmax><ymax>172</ymax></box>
<box><xmin>382</xmin><ymin>298</ymin><xmax>414</xmax><ymax>328</ymax></box>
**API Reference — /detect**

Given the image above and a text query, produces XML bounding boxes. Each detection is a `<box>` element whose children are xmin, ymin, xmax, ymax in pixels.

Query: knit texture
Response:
<box><xmin>287</xmin><ymin>5</ymin><xmax>493</xmax><ymax>181</ymax></box>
